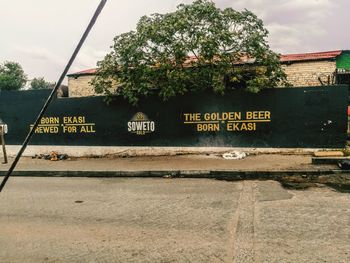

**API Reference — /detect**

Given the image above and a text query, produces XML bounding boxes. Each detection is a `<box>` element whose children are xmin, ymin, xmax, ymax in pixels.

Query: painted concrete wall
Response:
<box><xmin>337</xmin><ymin>51</ymin><xmax>350</xmax><ymax>70</ymax></box>
<box><xmin>1</xmin><ymin>87</ymin><xmax>348</xmax><ymax>149</ymax></box>
<box><xmin>1</xmin><ymin>87</ymin><xmax>347</xmax><ymax>157</ymax></box>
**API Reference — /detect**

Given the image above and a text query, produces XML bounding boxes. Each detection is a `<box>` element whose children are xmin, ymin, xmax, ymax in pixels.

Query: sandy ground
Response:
<box><xmin>0</xmin><ymin>154</ymin><xmax>336</xmax><ymax>172</ymax></box>
<box><xmin>0</xmin><ymin>177</ymin><xmax>349</xmax><ymax>263</ymax></box>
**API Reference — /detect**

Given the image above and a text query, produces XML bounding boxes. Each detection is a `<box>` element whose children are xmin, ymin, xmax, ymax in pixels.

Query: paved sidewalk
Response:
<box><xmin>0</xmin><ymin>154</ymin><xmax>337</xmax><ymax>173</ymax></box>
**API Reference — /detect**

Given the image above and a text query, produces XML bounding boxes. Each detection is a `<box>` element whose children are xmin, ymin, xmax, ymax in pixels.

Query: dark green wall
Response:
<box><xmin>0</xmin><ymin>86</ymin><xmax>348</xmax><ymax>148</ymax></box>
<box><xmin>337</xmin><ymin>51</ymin><xmax>350</xmax><ymax>70</ymax></box>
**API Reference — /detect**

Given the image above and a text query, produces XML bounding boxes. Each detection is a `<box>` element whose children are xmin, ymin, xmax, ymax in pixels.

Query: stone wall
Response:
<box><xmin>68</xmin><ymin>75</ymin><xmax>97</xmax><ymax>97</ymax></box>
<box><xmin>282</xmin><ymin>60</ymin><xmax>336</xmax><ymax>87</ymax></box>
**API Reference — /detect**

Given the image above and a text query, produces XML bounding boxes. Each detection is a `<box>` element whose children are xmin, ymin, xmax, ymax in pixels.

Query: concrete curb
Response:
<box><xmin>1</xmin><ymin>169</ymin><xmax>348</xmax><ymax>179</ymax></box>
<box><xmin>312</xmin><ymin>157</ymin><xmax>350</xmax><ymax>165</ymax></box>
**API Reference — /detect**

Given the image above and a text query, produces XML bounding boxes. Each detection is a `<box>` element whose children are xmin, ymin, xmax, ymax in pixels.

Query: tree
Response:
<box><xmin>30</xmin><ymin>77</ymin><xmax>51</xmax><ymax>90</ymax></box>
<box><xmin>92</xmin><ymin>0</ymin><xmax>289</xmax><ymax>105</ymax></box>
<box><xmin>0</xmin><ymin>61</ymin><xmax>27</xmax><ymax>91</ymax></box>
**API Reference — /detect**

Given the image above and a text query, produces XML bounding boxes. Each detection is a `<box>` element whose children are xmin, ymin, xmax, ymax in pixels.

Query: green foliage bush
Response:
<box><xmin>92</xmin><ymin>0</ymin><xmax>289</xmax><ymax>104</ymax></box>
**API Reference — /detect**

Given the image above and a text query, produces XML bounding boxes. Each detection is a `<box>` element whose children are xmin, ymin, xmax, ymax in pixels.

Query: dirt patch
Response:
<box><xmin>278</xmin><ymin>174</ymin><xmax>350</xmax><ymax>192</ymax></box>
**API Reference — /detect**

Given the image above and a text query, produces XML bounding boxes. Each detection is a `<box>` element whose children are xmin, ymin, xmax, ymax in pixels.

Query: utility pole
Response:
<box><xmin>0</xmin><ymin>0</ymin><xmax>108</xmax><ymax>192</ymax></box>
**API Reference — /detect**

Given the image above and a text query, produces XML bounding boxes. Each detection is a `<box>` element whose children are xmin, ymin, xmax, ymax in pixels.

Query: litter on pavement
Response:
<box><xmin>222</xmin><ymin>151</ymin><xmax>247</xmax><ymax>160</ymax></box>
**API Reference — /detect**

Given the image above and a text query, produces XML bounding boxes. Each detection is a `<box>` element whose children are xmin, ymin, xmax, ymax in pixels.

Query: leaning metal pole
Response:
<box><xmin>0</xmin><ymin>0</ymin><xmax>107</xmax><ymax>192</ymax></box>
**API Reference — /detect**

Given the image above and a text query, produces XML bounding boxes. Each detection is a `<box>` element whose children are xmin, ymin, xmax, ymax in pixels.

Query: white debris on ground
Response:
<box><xmin>222</xmin><ymin>151</ymin><xmax>247</xmax><ymax>160</ymax></box>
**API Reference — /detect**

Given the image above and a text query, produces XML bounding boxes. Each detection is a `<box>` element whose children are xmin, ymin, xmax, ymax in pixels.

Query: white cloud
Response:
<box><xmin>0</xmin><ymin>0</ymin><xmax>349</xmax><ymax>82</ymax></box>
<box><xmin>267</xmin><ymin>24</ymin><xmax>301</xmax><ymax>53</ymax></box>
<box><xmin>13</xmin><ymin>46</ymin><xmax>66</xmax><ymax>82</ymax></box>
<box><xmin>70</xmin><ymin>46</ymin><xmax>107</xmax><ymax>73</ymax></box>
<box><xmin>171</xmin><ymin>0</ymin><xmax>338</xmax><ymax>54</ymax></box>
<box><xmin>15</xmin><ymin>47</ymin><xmax>65</xmax><ymax>65</ymax></box>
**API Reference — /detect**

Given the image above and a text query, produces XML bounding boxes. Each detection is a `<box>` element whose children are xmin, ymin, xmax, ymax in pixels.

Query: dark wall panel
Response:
<box><xmin>0</xmin><ymin>86</ymin><xmax>348</xmax><ymax>148</ymax></box>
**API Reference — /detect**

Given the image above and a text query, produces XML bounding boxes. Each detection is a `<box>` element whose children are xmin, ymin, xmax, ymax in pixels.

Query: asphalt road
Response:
<box><xmin>0</xmin><ymin>178</ymin><xmax>349</xmax><ymax>263</ymax></box>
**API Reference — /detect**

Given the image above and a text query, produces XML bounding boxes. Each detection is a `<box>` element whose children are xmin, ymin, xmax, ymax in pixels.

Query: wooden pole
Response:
<box><xmin>0</xmin><ymin>126</ymin><xmax>7</xmax><ymax>164</ymax></box>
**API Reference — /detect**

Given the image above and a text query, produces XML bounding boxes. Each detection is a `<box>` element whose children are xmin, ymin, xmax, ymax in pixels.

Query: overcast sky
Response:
<box><xmin>0</xmin><ymin>0</ymin><xmax>348</xmax><ymax>83</ymax></box>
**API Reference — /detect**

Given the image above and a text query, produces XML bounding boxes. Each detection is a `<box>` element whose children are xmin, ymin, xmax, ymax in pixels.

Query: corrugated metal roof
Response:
<box><xmin>68</xmin><ymin>50</ymin><xmax>345</xmax><ymax>77</ymax></box>
<box><xmin>67</xmin><ymin>68</ymin><xmax>97</xmax><ymax>76</ymax></box>
<box><xmin>280</xmin><ymin>50</ymin><xmax>342</xmax><ymax>62</ymax></box>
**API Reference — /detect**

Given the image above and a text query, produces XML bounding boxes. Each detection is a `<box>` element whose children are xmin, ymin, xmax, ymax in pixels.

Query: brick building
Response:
<box><xmin>67</xmin><ymin>50</ymin><xmax>350</xmax><ymax>97</ymax></box>
<box><xmin>67</xmin><ymin>69</ymin><xmax>98</xmax><ymax>97</ymax></box>
<box><xmin>281</xmin><ymin>50</ymin><xmax>350</xmax><ymax>86</ymax></box>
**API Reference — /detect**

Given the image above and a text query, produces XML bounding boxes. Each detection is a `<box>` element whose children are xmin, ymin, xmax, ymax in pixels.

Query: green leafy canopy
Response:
<box><xmin>30</xmin><ymin>77</ymin><xmax>51</xmax><ymax>90</ymax></box>
<box><xmin>92</xmin><ymin>0</ymin><xmax>289</xmax><ymax>105</ymax></box>
<box><xmin>0</xmin><ymin>61</ymin><xmax>27</xmax><ymax>91</ymax></box>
